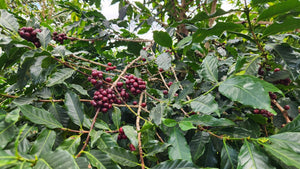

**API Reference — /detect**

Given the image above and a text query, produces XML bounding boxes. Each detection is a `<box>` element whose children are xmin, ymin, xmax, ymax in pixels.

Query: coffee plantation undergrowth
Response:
<box><xmin>0</xmin><ymin>0</ymin><xmax>300</xmax><ymax>169</ymax></box>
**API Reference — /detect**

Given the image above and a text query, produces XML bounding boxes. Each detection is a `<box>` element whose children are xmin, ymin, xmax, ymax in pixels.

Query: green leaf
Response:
<box><xmin>263</xmin><ymin>17</ymin><xmax>300</xmax><ymax>36</ymax></box>
<box><xmin>190</xmin><ymin>94</ymin><xmax>219</xmax><ymax>115</ymax></box>
<box><xmin>123</xmin><ymin>125</ymin><xmax>138</xmax><ymax>148</ymax></box>
<box><xmin>178</xmin><ymin>121</ymin><xmax>196</xmax><ymax>131</ymax></box>
<box><xmin>18</xmin><ymin>105</ymin><xmax>63</xmax><ymax>129</ymax></box>
<box><xmin>176</xmin><ymin>36</ymin><xmax>192</xmax><ymax>49</ymax></box>
<box><xmin>237</xmin><ymin>140</ymin><xmax>275</xmax><ymax>169</ymax></box>
<box><xmin>112</xmin><ymin>106</ymin><xmax>121</xmax><ymax>129</ymax></box>
<box><xmin>251</xmin><ymin>0</ymin><xmax>276</xmax><ymax>6</ymax></box>
<box><xmin>104</xmin><ymin>147</ymin><xmax>139</xmax><ymax>167</ymax></box>
<box><xmin>57</xmin><ymin>135</ymin><xmax>81</xmax><ymax>155</ymax></box>
<box><xmin>153</xmin><ymin>31</ymin><xmax>172</xmax><ymax>47</ymax></box>
<box><xmin>37</xmin><ymin>28</ymin><xmax>51</xmax><ymax>48</ymax></box>
<box><xmin>34</xmin><ymin>150</ymin><xmax>79</xmax><ymax>169</ymax></box>
<box><xmin>266</xmin><ymin>43</ymin><xmax>300</xmax><ymax>80</ymax></box>
<box><xmin>146</xmin><ymin>142</ymin><xmax>171</xmax><ymax>156</ymax></box>
<box><xmin>0</xmin><ymin>150</ymin><xmax>17</xmax><ymax>167</ymax></box>
<box><xmin>92</xmin><ymin>132</ymin><xmax>118</xmax><ymax>150</ymax></box>
<box><xmin>0</xmin><ymin>10</ymin><xmax>19</xmax><ymax>32</ymax></box>
<box><xmin>279</xmin><ymin>115</ymin><xmax>300</xmax><ymax>133</ymax></box>
<box><xmin>262</xmin><ymin>132</ymin><xmax>300</xmax><ymax>168</ymax></box>
<box><xmin>65</xmin><ymin>91</ymin><xmax>84</xmax><ymax>127</ymax></box>
<box><xmin>150</xmin><ymin>103</ymin><xmax>166</xmax><ymax>125</ymax></box>
<box><xmin>236</xmin><ymin>55</ymin><xmax>260</xmax><ymax>76</ymax></box>
<box><xmin>182</xmin><ymin>115</ymin><xmax>235</xmax><ymax>127</ymax></box>
<box><xmin>156</xmin><ymin>53</ymin><xmax>172</xmax><ymax>70</ymax></box>
<box><xmin>189</xmin><ymin>131</ymin><xmax>210</xmax><ymax>161</ymax></box>
<box><xmin>30</xmin><ymin>129</ymin><xmax>56</xmax><ymax>157</ymax></box>
<box><xmin>199</xmin><ymin>54</ymin><xmax>218</xmax><ymax>83</ymax></box>
<box><xmin>168</xmin><ymin>127</ymin><xmax>192</xmax><ymax>161</ymax></box>
<box><xmin>152</xmin><ymin>159</ymin><xmax>198</xmax><ymax>169</ymax></box>
<box><xmin>0</xmin><ymin>121</ymin><xmax>16</xmax><ymax>149</ymax></box>
<box><xmin>47</xmin><ymin>68</ymin><xmax>75</xmax><ymax>87</ymax></box>
<box><xmin>70</xmin><ymin>84</ymin><xmax>88</xmax><ymax>96</ymax></box>
<box><xmin>258</xmin><ymin>0</ymin><xmax>300</xmax><ymax>21</ymax></box>
<box><xmin>221</xmin><ymin>143</ymin><xmax>238</xmax><ymax>169</ymax></box>
<box><xmin>0</xmin><ymin>0</ymin><xmax>7</xmax><ymax>9</ymax></box>
<box><xmin>163</xmin><ymin>118</ymin><xmax>177</xmax><ymax>127</ymax></box>
<box><xmin>219</xmin><ymin>75</ymin><xmax>276</xmax><ymax>114</ymax></box>
<box><xmin>83</xmin><ymin>150</ymin><xmax>121</xmax><ymax>169</ymax></box>
<box><xmin>193</xmin><ymin>22</ymin><xmax>243</xmax><ymax>42</ymax></box>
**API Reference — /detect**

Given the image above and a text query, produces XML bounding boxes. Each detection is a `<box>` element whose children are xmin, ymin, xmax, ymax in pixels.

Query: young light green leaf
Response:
<box><xmin>153</xmin><ymin>31</ymin><xmax>172</xmax><ymax>47</ymax></box>
<box><xmin>30</xmin><ymin>129</ymin><xmax>56</xmax><ymax>157</ymax></box>
<box><xmin>65</xmin><ymin>91</ymin><xmax>84</xmax><ymax>127</ymax></box>
<box><xmin>163</xmin><ymin>118</ymin><xmax>178</xmax><ymax>127</ymax></box>
<box><xmin>178</xmin><ymin>121</ymin><xmax>196</xmax><ymax>131</ymax></box>
<box><xmin>168</xmin><ymin>127</ymin><xmax>192</xmax><ymax>161</ymax></box>
<box><xmin>104</xmin><ymin>147</ymin><xmax>139</xmax><ymax>167</ymax></box>
<box><xmin>18</xmin><ymin>105</ymin><xmax>63</xmax><ymax>129</ymax></box>
<box><xmin>47</xmin><ymin>68</ymin><xmax>75</xmax><ymax>87</ymax></box>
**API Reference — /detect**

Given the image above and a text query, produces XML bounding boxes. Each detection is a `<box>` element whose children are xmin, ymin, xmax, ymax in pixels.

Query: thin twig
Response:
<box><xmin>51</xmin><ymin>56</ymin><xmax>89</xmax><ymax>76</ymax></box>
<box><xmin>136</xmin><ymin>92</ymin><xmax>145</xmax><ymax>169</ymax></box>
<box><xmin>76</xmin><ymin>108</ymin><xmax>101</xmax><ymax>158</ymax></box>
<box><xmin>272</xmin><ymin>99</ymin><xmax>291</xmax><ymax>123</ymax></box>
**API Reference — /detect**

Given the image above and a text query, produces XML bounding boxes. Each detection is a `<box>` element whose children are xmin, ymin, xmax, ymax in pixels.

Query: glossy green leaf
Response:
<box><xmin>104</xmin><ymin>147</ymin><xmax>139</xmax><ymax>167</ymax></box>
<box><xmin>0</xmin><ymin>10</ymin><xmax>19</xmax><ymax>32</ymax></box>
<box><xmin>264</xmin><ymin>17</ymin><xmax>300</xmax><ymax>36</ymax></box>
<box><xmin>37</xmin><ymin>28</ymin><xmax>51</xmax><ymax>48</ymax></box>
<box><xmin>0</xmin><ymin>121</ymin><xmax>16</xmax><ymax>149</ymax></box>
<box><xmin>163</xmin><ymin>118</ymin><xmax>177</xmax><ymax>127</ymax></box>
<box><xmin>221</xmin><ymin>143</ymin><xmax>238</xmax><ymax>169</ymax></box>
<box><xmin>237</xmin><ymin>140</ymin><xmax>274</xmax><ymax>169</ymax></box>
<box><xmin>65</xmin><ymin>91</ymin><xmax>84</xmax><ymax>127</ymax></box>
<box><xmin>92</xmin><ymin>131</ymin><xmax>118</xmax><ymax>150</ymax></box>
<box><xmin>178</xmin><ymin>121</ymin><xmax>196</xmax><ymax>131</ymax></box>
<box><xmin>34</xmin><ymin>150</ymin><xmax>79</xmax><ymax>169</ymax></box>
<box><xmin>168</xmin><ymin>127</ymin><xmax>192</xmax><ymax>161</ymax></box>
<box><xmin>153</xmin><ymin>31</ymin><xmax>172</xmax><ymax>47</ymax></box>
<box><xmin>123</xmin><ymin>125</ymin><xmax>138</xmax><ymax>148</ymax></box>
<box><xmin>83</xmin><ymin>150</ymin><xmax>121</xmax><ymax>169</ymax></box>
<box><xmin>112</xmin><ymin>106</ymin><xmax>121</xmax><ymax>129</ymax></box>
<box><xmin>0</xmin><ymin>150</ymin><xmax>17</xmax><ymax>168</ymax></box>
<box><xmin>57</xmin><ymin>135</ymin><xmax>81</xmax><ymax>155</ymax></box>
<box><xmin>193</xmin><ymin>22</ymin><xmax>243</xmax><ymax>42</ymax></box>
<box><xmin>18</xmin><ymin>105</ymin><xmax>63</xmax><ymax>129</ymax></box>
<box><xmin>176</xmin><ymin>36</ymin><xmax>192</xmax><ymax>49</ymax></box>
<box><xmin>146</xmin><ymin>142</ymin><xmax>171</xmax><ymax>156</ymax></box>
<box><xmin>182</xmin><ymin>115</ymin><xmax>235</xmax><ymax>127</ymax></box>
<box><xmin>47</xmin><ymin>68</ymin><xmax>75</xmax><ymax>87</ymax></box>
<box><xmin>258</xmin><ymin>0</ymin><xmax>300</xmax><ymax>21</ymax></box>
<box><xmin>152</xmin><ymin>159</ymin><xmax>198</xmax><ymax>169</ymax></box>
<box><xmin>70</xmin><ymin>84</ymin><xmax>88</xmax><ymax>96</ymax></box>
<box><xmin>156</xmin><ymin>53</ymin><xmax>172</xmax><ymax>70</ymax></box>
<box><xmin>199</xmin><ymin>54</ymin><xmax>218</xmax><ymax>83</ymax></box>
<box><xmin>30</xmin><ymin>129</ymin><xmax>56</xmax><ymax>157</ymax></box>
<box><xmin>219</xmin><ymin>75</ymin><xmax>276</xmax><ymax>114</ymax></box>
<box><xmin>189</xmin><ymin>131</ymin><xmax>210</xmax><ymax>161</ymax></box>
<box><xmin>236</xmin><ymin>55</ymin><xmax>260</xmax><ymax>76</ymax></box>
<box><xmin>262</xmin><ymin>132</ymin><xmax>300</xmax><ymax>168</ymax></box>
<box><xmin>266</xmin><ymin>43</ymin><xmax>300</xmax><ymax>80</ymax></box>
<box><xmin>75</xmin><ymin>157</ymin><xmax>90</xmax><ymax>169</ymax></box>
<box><xmin>190</xmin><ymin>94</ymin><xmax>219</xmax><ymax>115</ymax></box>
<box><xmin>279</xmin><ymin>115</ymin><xmax>300</xmax><ymax>133</ymax></box>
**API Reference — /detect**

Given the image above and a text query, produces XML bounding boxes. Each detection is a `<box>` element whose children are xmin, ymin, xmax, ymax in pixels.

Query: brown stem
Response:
<box><xmin>136</xmin><ymin>92</ymin><xmax>145</xmax><ymax>169</ymax></box>
<box><xmin>170</xmin><ymin>66</ymin><xmax>191</xmax><ymax>101</ymax></box>
<box><xmin>60</xmin><ymin>128</ymin><xmax>89</xmax><ymax>134</ymax></box>
<box><xmin>272</xmin><ymin>99</ymin><xmax>291</xmax><ymax>123</ymax></box>
<box><xmin>76</xmin><ymin>108</ymin><xmax>101</xmax><ymax>158</ymax></box>
<box><xmin>51</xmin><ymin>56</ymin><xmax>89</xmax><ymax>76</ymax></box>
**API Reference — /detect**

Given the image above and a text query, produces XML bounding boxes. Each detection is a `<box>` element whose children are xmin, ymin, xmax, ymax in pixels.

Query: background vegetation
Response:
<box><xmin>0</xmin><ymin>0</ymin><xmax>300</xmax><ymax>168</ymax></box>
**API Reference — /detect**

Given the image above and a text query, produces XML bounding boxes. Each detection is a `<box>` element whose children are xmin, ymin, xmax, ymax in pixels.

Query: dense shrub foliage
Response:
<box><xmin>0</xmin><ymin>0</ymin><xmax>300</xmax><ymax>168</ymax></box>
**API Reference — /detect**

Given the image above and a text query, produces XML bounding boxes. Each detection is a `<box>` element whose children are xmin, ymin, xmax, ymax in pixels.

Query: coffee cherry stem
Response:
<box><xmin>271</xmin><ymin>99</ymin><xmax>291</xmax><ymax>123</ymax></box>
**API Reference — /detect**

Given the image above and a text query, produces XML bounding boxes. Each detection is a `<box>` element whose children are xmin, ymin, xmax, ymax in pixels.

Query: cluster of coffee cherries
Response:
<box><xmin>117</xmin><ymin>127</ymin><xmax>127</xmax><ymax>140</ymax></box>
<box><xmin>163</xmin><ymin>81</ymin><xmax>173</xmax><ymax>95</ymax></box>
<box><xmin>253</xmin><ymin>109</ymin><xmax>274</xmax><ymax>117</ymax></box>
<box><xmin>88</xmin><ymin>70</ymin><xmax>124</xmax><ymax>113</ymax></box>
<box><xmin>18</xmin><ymin>27</ymin><xmax>42</xmax><ymax>48</ymax></box>
<box><xmin>105</xmin><ymin>62</ymin><xmax>117</xmax><ymax>71</ymax></box>
<box><xmin>52</xmin><ymin>32</ymin><xmax>68</xmax><ymax>44</ymax></box>
<box><xmin>124</xmin><ymin>74</ymin><xmax>147</xmax><ymax>95</ymax></box>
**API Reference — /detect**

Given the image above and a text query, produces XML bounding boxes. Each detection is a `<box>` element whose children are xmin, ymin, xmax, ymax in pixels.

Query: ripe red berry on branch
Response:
<box><xmin>18</xmin><ymin>27</ymin><xmax>42</xmax><ymax>48</ymax></box>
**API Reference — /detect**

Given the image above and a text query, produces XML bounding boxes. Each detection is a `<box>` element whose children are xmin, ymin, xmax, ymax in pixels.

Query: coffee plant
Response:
<box><xmin>0</xmin><ymin>0</ymin><xmax>300</xmax><ymax>168</ymax></box>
